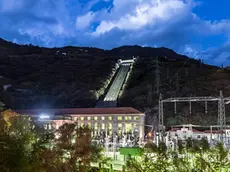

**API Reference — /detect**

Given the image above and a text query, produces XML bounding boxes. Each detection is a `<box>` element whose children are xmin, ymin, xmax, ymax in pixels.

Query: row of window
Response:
<box><xmin>44</xmin><ymin>122</ymin><xmax>139</xmax><ymax>131</ymax></box>
<box><xmin>75</xmin><ymin>116</ymin><xmax>139</xmax><ymax>121</ymax></box>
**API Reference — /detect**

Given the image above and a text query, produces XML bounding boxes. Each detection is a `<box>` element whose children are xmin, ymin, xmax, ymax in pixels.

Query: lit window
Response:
<box><xmin>94</xmin><ymin>117</ymin><xmax>98</xmax><ymax>120</ymax></box>
<box><xmin>108</xmin><ymin>117</ymin><xmax>112</xmax><ymax>120</ymax></box>
<box><xmin>125</xmin><ymin>123</ymin><xmax>132</xmax><ymax>133</ymax></box>
<box><xmin>108</xmin><ymin>123</ymin><xmax>112</xmax><ymax>129</ymax></box>
<box><xmin>125</xmin><ymin>116</ymin><xmax>132</xmax><ymax>120</ymax></box>
<box><xmin>102</xmin><ymin>123</ymin><xmax>105</xmax><ymax>129</ymax></box>
<box><xmin>87</xmin><ymin>117</ymin><xmax>91</xmax><ymax>120</ymax></box>
<box><xmin>81</xmin><ymin>117</ymin><xmax>84</xmax><ymax>120</ymax></box>
<box><xmin>118</xmin><ymin>116</ymin><xmax>122</xmax><ymax>120</ymax></box>
<box><xmin>101</xmin><ymin>117</ymin><xmax>105</xmax><ymax>120</ymax></box>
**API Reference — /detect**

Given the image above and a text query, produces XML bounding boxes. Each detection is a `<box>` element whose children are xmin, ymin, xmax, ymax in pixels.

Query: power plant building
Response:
<box><xmin>15</xmin><ymin>107</ymin><xmax>145</xmax><ymax>143</ymax></box>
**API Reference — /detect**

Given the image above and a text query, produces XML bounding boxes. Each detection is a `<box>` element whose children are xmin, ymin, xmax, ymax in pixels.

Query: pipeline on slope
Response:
<box><xmin>96</xmin><ymin>58</ymin><xmax>136</xmax><ymax>107</ymax></box>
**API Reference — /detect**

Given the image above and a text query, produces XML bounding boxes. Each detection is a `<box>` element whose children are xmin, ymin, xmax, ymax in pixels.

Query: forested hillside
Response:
<box><xmin>1</xmin><ymin>38</ymin><xmax>230</xmax><ymax>126</ymax></box>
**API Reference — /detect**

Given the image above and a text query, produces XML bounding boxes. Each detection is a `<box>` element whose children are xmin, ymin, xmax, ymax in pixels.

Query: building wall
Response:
<box><xmin>40</xmin><ymin>113</ymin><xmax>145</xmax><ymax>141</ymax></box>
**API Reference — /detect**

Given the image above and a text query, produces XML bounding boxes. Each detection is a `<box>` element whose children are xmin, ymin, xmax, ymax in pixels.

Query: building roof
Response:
<box><xmin>168</xmin><ymin>128</ymin><xmax>224</xmax><ymax>134</ymax></box>
<box><xmin>14</xmin><ymin>107</ymin><xmax>144</xmax><ymax>116</ymax></box>
<box><xmin>168</xmin><ymin>128</ymin><xmax>203</xmax><ymax>133</ymax></box>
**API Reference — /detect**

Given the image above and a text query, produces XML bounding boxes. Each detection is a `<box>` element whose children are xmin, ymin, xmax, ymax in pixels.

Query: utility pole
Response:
<box><xmin>155</xmin><ymin>57</ymin><xmax>160</xmax><ymax>94</ymax></box>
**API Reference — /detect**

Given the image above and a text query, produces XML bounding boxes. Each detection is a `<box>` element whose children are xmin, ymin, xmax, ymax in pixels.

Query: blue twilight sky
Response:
<box><xmin>0</xmin><ymin>0</ymin><xmax>230</xmax><ymax>65</ymax></box>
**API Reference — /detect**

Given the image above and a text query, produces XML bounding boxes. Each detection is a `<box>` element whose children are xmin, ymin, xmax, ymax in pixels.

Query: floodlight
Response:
<box><xmin>39</xmin><ymin>113</ymin><xmax>50</xmax><ymax>119</ymax></box>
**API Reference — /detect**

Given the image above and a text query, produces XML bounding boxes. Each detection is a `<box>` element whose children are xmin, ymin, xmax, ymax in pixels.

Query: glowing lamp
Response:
<box><xmin>39</xmin><ymin>113</ymin><xmax>50</xmax><ymax>119</ymax></box>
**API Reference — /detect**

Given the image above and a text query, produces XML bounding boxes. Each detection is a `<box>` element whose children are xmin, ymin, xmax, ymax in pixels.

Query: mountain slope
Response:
<box><xmin>1</xmin><ymin>38</ymin><xmax>230</xmax><ymax>127</ymax></box>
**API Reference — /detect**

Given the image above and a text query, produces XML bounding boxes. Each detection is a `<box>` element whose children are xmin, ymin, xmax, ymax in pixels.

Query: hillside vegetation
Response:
<box><xmin>1</xmin><ymin>38</ymin><xmax>230</xmax><ymax>126</ymax></box>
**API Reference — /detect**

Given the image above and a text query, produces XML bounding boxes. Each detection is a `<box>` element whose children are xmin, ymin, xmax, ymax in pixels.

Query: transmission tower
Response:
<box><xmin>158</xmin><ymin>93</ymin><xmax>164</xmax><ymax>141</ymax></box>
<box><xmin>176</xmin><ymin>73</ymin><xmax>179</xmax><ymax>93</ymax></box>
<box><xmin>185</xmin><ymin>68</ymin><xmax>188</xmax><ymax>77</ymax></box>
<box><xmin>218</xmin><ymin>91</ymin><xmax>226</xmax><ymax>142</ymax></box>
<box><xmin>158</xmin><ymin>91</ymin><xmax>228</xmax><ymax>143</ymax></box>
<box><xmin>147</xmin><ymin>84</ymin><xmax>153</xmax><ymax>106</ymax></box>
<box><xmin>155</xmin><ymin>57</ymin><xmax>160</xmax><ymax>94</ymax></box>
<box><xmin>166</xmin><ymin>68</ymin><xmax>170</xmax><ymax>80</ymax></box>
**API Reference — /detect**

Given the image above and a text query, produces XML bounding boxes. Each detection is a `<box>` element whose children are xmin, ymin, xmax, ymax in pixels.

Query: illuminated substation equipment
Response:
<box><xmin>158</xmin><ymin>91</ymin><xmax>230</xmax><ymax>143</ymax></box>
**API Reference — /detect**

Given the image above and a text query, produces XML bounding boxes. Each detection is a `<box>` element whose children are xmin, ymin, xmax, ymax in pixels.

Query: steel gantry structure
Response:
<box><xmin>158</xmin><ymin>91</ymin><xmax>230</xmax><ymax>142</ymax></box>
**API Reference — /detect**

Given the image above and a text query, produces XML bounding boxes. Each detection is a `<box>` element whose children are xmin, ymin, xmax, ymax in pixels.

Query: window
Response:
<box><xmin>94</xmin><ymin>117</ymin><xmax>98</xmax><ymax>120</ymax></box>
<box><xmin>101</xmin><ymin>117</ymin><xmax>105</xmax><ymax>120</ymax></box>
<box><xmin>81</xmin><ymin>117</ymin><xmax>84</xmax><ymax>120</ymax></box>
<box><xmin>108</xmin><ymin>123</ymin><xmax>112</xmax><ymax>129</ymax></box>
<box><xmin>118</xmin><ymin>116</ymin><xmax>122</xmax><ymax>120</ymax></box>
<box><xmin>87</xmin><ymin>117</ymin><xmax>91</xmax><ymax>120</ymax></box>
<box><xmin>134</xmin><ymin>116</ymin><xmax>139</xmax><ymax>120</ymax></box>
<box><xmin>108</xmin><ymin>116</ymin><xmax>112</xmax><ymax>120</ymax></box>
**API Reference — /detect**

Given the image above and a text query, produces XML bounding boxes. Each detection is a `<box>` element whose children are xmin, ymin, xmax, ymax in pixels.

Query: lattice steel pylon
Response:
<box><xmin>155</xmin><ymin>57</ymin><xmax>160</xmax><ymax>94</ymax></box>
<box><xmin>158</xmin><ymin>91</ymin><xmax>230</xmax><ymax>143</ymax></box>
<box><xmin>218</xmin><ymin>91</ymin><xmax>226</xmax><ymax>142</ymax></box>
<box><xmin>158</xmin><ymin>93</ymin><xmax>164</xmax><ymax>141</ymax></box>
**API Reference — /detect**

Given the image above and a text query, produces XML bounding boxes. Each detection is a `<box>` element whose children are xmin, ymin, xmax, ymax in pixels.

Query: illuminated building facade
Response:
<box><xmin>15</xmin><ymin>107</ymin><xmax>145</xmax><ymax>144</ymax></box>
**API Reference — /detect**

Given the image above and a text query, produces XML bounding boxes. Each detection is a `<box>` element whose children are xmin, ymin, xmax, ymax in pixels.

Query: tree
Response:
<box><xmin>125</xmin><ymin>142</ymin><xmax>171</xmax><ymax>172</ymax></box>
<box><xmin>54</xmin><ymin>123</ymin><xmax>103</xmax><ymax>172</ymax></box>
<box><xmin>0</xmin><ymin>110</ymin><xmax>38</xmax><ymax>172</ymax></box>
<box><xmin>208</xmin><ymin>142</ymin><xmax>230</xmax><ymax>171</ymax></box>
<box><xmin>0</xmin><ymin>111</ymin><xmax>104</xmax><ymax>172</ymax></box>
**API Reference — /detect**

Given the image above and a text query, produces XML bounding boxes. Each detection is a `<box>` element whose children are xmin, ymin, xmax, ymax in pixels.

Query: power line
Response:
<box><xmin>169</xmin><ymin>58</ymin><xmax>190</xmax><ymax>82</ymax></box>
<box><xmin>158</xmin><ymin>91</ymin><xmax>228</xmax><ymax>143</ymax></box>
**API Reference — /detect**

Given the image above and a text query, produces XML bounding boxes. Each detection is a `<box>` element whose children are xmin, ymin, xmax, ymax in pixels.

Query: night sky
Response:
<box><xmin>0</xmin><ymin>0</ymin><xmax>230</xmax><ymax>65</ymax></box>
